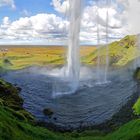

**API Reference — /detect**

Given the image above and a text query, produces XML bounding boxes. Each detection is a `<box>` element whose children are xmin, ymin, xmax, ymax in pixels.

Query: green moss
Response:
<box><xmin>0</xmin><ymin>79</ymin><xmax>34</xmax><ymax>122</ymax></box>
<box><xmin>134</xmin><ymin>67</ymin><xmax>140</xmax><ymax>81</ymax></box>
<box><xmin>0</xmin><ymin>79</ymin><xmax>23</xmax><ymax>110</ymax></box>
<box><xmin>133</xmin><ymin>98</ymin><xmax>140</xmax><ymax>115</ymax></box>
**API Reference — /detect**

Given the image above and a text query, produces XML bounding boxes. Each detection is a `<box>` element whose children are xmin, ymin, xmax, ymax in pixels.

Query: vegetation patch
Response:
<box><xmin>133</xmin><ymin>98</ymin><xmax>140</xmax><ymax>115</ymax></box>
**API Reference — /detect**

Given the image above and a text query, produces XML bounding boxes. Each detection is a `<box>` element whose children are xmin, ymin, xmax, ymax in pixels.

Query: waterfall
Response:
<box><xmin>104</xmin><ymin>0</ymin><xmax>109</xmax><ymax>82</ymax></box>
<box><xmin>96</xmin><ymin>3</ymin><xmax>101</xmax><ymax>83</ymax></box>
<box><xmin>96</xmin><ymin>0</ymin><xmax>110</xmax><ymax>84</ymax></box>
<box><xmin>66</xmin><ymin>0</ymin><xmax>82</xmax><ymax>90</ymax></box>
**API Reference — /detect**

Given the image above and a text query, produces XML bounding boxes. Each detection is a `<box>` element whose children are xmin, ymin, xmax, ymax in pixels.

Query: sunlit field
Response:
<box><xmin>0</xmin><ymin>35</ymin><xmax>139</xmax><ymax>70</ymax></box>
<box><xmin>0</xmin><ymin>46</ymin><xmax>96</xmax><ymax>70</ymax></box>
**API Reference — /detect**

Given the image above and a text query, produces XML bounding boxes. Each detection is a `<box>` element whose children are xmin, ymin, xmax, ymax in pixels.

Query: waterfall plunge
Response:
<box><xmin>96</xmin><ymin>0</ymin><xmax>110</xmax><ymax>84</ymax></box>
<box><xmin>65</xmin><ymin>0</ymin><xmax>82</xmax><ymax>90</ymax></box>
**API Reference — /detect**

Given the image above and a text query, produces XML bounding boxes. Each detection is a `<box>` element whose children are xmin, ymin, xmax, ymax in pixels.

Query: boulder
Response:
<box><xmin>43</xmin><ymin>108</ymin><xmax>54</xmax><ymax>117</ymax></box>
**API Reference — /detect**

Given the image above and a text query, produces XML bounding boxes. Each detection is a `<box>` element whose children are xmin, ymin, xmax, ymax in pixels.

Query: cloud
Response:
<box><xmin>2</xmin><ymin>17</ymin><xmax>10</xmax><ymax>25</ymax></box>
<box><xmin>0</xmin><ymin>0</ymin><xmax>16</xmax><ymax>9</ymax></box>
<box><xmin>80</xmin><ymin>2</ymin><xmax>125</xmax><ymax>44</ymax></box>
<box><xmin>0</xmin><ymin>14</ymin><xmax>69</xmax><ymax>42</ymax></box>
<box><xmin>21</xmin><ymin>9</ymin><xmax>31</xmax><ymax>16</ymax></box>
<box><xmin>116</xmin><ymin>0</ymin><xmax>140</xmax><ymax>34</ymax></box>
<box><xmin>51</xmin><ymin>0</ymin><xmax>69</xmax><ymax>14</ymax></box>
<box><xmin>1</xmin><ymin>0</ymin><xmax>139</xmax><ymax>45</ymax></box>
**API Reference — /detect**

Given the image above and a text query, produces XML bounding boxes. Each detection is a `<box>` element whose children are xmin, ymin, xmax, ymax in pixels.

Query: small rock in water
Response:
<box><xmin>53</xmin><ymin>117</ymin><xmax>57</xmax><ymax>121</ymax></box>
<box><xmin>16</xmin><ymin>86</ymin><xmax>22</xmax><ymax>92</ymax></box>
<box><xmin>43</xmin><ymin>108</ymin><xmax>54</xmax><ymax>117</ymax></box>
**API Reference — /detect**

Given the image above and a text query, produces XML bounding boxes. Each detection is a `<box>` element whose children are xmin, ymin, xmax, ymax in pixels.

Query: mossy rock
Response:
<box><xmin>0</xmin><ymin>79</ymin><xmax>34</xmax><ymax>122</ymax></box>
<box><xmin>133</xmin><ymin>67</ymin><xmax>140</xmax><ymax>81</ymax></box>
<box><xmin>0</xmin><ymin>78</ymin><xmax>23</xmax><ymax>110</ymax></box>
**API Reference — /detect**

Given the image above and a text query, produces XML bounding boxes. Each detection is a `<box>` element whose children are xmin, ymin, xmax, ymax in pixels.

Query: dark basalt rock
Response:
<box><xmin>53</xmin><ymin>117</ymin><xmax>57</xmax><ymax>121</ymax></box>
<box><xmin>43</xmin><ymin>108</ymin><xmax>54</xmax><ymax>117</ymax></box>
<box><xmin>16</xmin><ymin>86</ymin><xmax>22</xmax><ymax>92</ymax></box>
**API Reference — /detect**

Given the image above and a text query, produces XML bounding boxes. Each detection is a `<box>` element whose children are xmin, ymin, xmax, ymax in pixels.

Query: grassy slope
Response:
<box><xmin>83</xmin><ymin>35</ymin><xmax>139</xmax><ymax>66</ymax></box>
<box><xmin>1</xmin><ymin>106</ymin><xmax>140</xmax><ymax>140</ymax></box>
<box><xmin>0</xmin><ymin>106</ymin><xmax>66</xmax><ymax>140</ymax></box>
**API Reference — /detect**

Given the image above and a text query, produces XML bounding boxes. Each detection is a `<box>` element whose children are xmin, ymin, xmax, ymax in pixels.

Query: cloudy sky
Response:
<box><xmin>0</xmin><ymin>0</ymin><xmax>140</xmax><ymax>45</ymax></box>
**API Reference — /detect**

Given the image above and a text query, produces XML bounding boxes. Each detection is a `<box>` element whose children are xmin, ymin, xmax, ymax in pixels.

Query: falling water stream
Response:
<box><xmin>66</xmin><ymin>0</ymin><xmax>82</xmax><ymax>90</ymax></box>
<box><xmin>96</xmin><ymin>0</ymin><xmax>110</xmax><ymax>84</ymax></box>
<box><xmin>105</xmin><ymin>0</ymin><xmax>109</xmax><ymax>82</ymax></box>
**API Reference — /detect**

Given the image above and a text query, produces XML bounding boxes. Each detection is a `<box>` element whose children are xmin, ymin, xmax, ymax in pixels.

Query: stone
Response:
<box><xmin>43</xmin><ymin>108</ymin><xmax>54</xmax><ymax>117</ymax></box>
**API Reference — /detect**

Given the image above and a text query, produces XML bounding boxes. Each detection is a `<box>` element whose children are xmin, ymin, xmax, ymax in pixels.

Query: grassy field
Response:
<box><xmin>0</xmin><ymin>46</ymin><xmax>96</xmax><ymax>70</ymax></box>
<box><xmin>0</xmin><ymin>35</ymin><xmax>140</xmax><ymax>70</ymax></box>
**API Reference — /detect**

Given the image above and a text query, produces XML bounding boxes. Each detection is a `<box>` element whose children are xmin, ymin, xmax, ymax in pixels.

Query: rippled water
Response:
<box><xmin>2</xmin><ymin>65</ymin><xmax>137</xmax><ymax>129</ymax></box>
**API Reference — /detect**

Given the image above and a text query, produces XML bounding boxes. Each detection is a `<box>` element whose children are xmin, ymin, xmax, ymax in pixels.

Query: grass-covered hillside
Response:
<box><xmin>0</xmin><ymin>35</ymin><xmax>139</xmax><ymax>70</ymax></box>
<box><xmin>2</xmin><ymin>104</ymin><xmax>140</xmax><ymax>140</ymax></box>
<box><xmin>83</xmin><ymin>35</ymin><xmax>139</xmax><ymax>66</ymax></box>
<box><xmin>1</xmin><ymin>78</ymin><xmax>140</xmax><ymax>140</ymax></box>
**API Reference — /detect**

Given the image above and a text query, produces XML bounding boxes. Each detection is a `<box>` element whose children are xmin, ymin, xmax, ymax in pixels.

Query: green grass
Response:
<box><xmin>1</xmin><ymin>106</ymin><xmax>140</xmax><ymax>140</ymax></box>
<box><xmin>0</xmin><ymin>46</ymin><xmax>95</xmax><ymax>70</ymax></box>
<box><xmin>83</xmin><ymin>35</ymin><xmax>140</xmax><ymax>66</ymax></box>
<box><xmin>133</xmin><ymin>98</ymin><xmax>140</xmax><ymax>115</ymax></box>
<box><xmin>0</xmin><ymin>106</ymin><xmax>66</xmax><ymax>140</ymax></box>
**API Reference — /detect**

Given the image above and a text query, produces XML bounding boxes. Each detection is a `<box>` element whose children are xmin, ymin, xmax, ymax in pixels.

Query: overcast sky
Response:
<box><xmin>0</xmin><ymin>0</ymin><xmax>140</xmax><ymax>45</ymax></box>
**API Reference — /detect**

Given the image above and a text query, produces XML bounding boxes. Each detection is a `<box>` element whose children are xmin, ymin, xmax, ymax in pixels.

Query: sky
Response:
<box><xmin>0</xmin><ymin>0</ymin><xmax>140</xmax><ymax>45</ymax></box>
